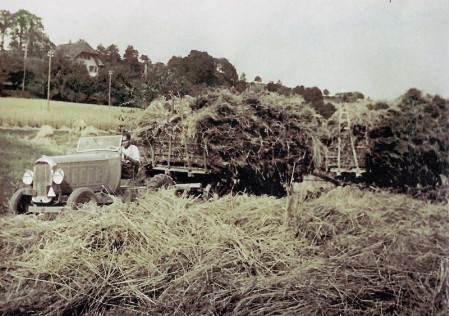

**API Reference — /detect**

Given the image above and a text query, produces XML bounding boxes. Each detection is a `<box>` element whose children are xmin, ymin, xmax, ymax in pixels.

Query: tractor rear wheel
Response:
<box><xmin>147</xmin><ymin>174</ymin><xmax>175</xmax><ymax>192</ymax></box>
<box><xmin>67</xmin><ymin>187</ymin><xmax>98</xmax><ymax>210</ymax></box>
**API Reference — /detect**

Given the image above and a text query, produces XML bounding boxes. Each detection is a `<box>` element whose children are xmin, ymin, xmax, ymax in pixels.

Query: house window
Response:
<box><xmin>89</xmin><ymin>66</ymin><xmax>97</xmax><ymax>72</ymax></box>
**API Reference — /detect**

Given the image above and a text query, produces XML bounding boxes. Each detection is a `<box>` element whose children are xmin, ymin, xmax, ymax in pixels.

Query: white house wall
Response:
<box><xmin>77</xmin><ymin>56</ymin><xmax>99</xmax><ymax>77</ymax></box>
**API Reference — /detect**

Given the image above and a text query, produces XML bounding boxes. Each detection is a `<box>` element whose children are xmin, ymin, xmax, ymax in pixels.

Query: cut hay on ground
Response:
<box><xmin>1</xmin><ymin>187</ymin><xmax>447</xmax><ymax>315</ymax></box>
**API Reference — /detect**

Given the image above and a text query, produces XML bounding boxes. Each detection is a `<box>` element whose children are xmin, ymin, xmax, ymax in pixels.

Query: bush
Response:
<box><xmin>303</xmin><ymin>86</ymin><xmax>323</xmax><ymax>106</ymax></box>
<box><xmin>314</xmin><ymin>102</ymin><xmax>336</xmax><ymax>119</ymax></box>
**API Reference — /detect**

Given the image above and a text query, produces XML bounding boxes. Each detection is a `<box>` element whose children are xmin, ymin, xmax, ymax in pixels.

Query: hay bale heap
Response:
<box><xmin>0</xmin><ymin>188</ymin><xmax>447</xmax><ymax>315</ymax></box>
<box><xmin>136</xmin><ymin>90</ymin><xmax>327</xmax><ymax>196</ymax></box>
<box><xmin>367</xmin><ymin>93</ymin><xmax>449</xmax><ymax>191</ymax></box>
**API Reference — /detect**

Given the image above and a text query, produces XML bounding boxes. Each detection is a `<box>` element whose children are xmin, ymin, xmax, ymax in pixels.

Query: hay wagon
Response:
<box><xmin>323</xmin><ymin>107</ymin><xmax>370</xmax><ymax>179</ymax></box>
<box><xmin>142</xmin><ymin>127</ymin><xmax>231</xmax><ymax>197</ymax></box>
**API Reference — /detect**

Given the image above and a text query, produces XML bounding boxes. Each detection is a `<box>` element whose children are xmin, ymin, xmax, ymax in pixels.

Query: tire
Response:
<box><xmin>67</xmin><ymin>187</ymin><xmax>98</xmax><ymax>210</ymax></box>
<box><xmin>9</xmin><ymin>188</ymin><xmax>32</xmax><ymax>214</ymax></box>
<box><xmin>147</xmin><ymin>174</ymin><xmax>175</xmax><ymax>192</ymax></box>
<box><xmin>203</xmin><ymin>179</ymin><xmax>232</xmax><ymax>199</ymax></box>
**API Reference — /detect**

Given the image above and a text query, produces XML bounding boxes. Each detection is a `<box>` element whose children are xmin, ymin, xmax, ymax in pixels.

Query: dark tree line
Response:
<box><xmin>1</xmin><ymin>9</ymin><xmax>352</xmax><ymax>112</ymax></box>
<box><xmin>0</xmin><ymin>10</ymin><xmax>242</xmax><ymax>106</ymax></box>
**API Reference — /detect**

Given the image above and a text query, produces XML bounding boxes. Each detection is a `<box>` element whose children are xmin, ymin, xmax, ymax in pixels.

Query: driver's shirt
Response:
<box><xmin>122</xmin><ymin>145</ymin><xmax>141</xmax><ymax>163</ymax></box>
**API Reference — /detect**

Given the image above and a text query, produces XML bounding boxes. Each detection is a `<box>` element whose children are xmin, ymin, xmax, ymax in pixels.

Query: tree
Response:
<box><xmin>254</xmin><ymin>76</ymin><xmax>262</xmax><ymax>82</ymax></box>
<box><xmin>323</xmin><ymin>89</ymin><xmax>329</xmax><ymax>96</ymax></box>
<box><xmin>96</xmin><ymin>44</ymin><xmax>107</xmax><ymax>57</ymax></box>
<box><xmin>402</xmin><ymin>88</ymin><xmax>424</xmax><ymax>104</ymax></box>
<box><xmin>215</xmin><ymin>58</ymin><xmax>238</xmax><ymax>86</ymax></box>
<box><xmin>303</xmin><ymin>86</ymin><xmax>323</xmax><ymax>106</ymax></box>
<box><xmin>184</xmin><ymin>50</ymin><xmax>216</xmax><ymax>85</ymax></box>
<box><xmin>51</xmin><ymin>51</ymin><xmax>92</xmax><ymax>102</ymax></box>
<box><xmin>266</xmin><ymin>81</ymin><xmax>280</xmax><ymax>93</ymax></box>
<box><xmin>265</xmin><ymin>80</ymin><xmax>291</xmax><ymax>96</ymax></box>
<box><xmin>123</xmin><ymin>45</ymin><xmax>141</xmax><ymax>75</ymax></box>
<box><xmin>0</xmin><ymin>9</ymin><xmax>54</xmax><ymax>58</ymax></box>
<box><xmin>103</xmin><ymin>44</ymin><xmax>121</xmax><ymax>66</ymax></box>
<box><xmin>0</xmin><ymin>50</ymin><xmax>23</xmax><ymax>90</ymax></box>
<box><xmin>140</xmin><ymin>54</ymin><xmax>150</xmax><ymax>80</ymax></box>
<box><xmin>292</xmin><ymin>85</ymin><xmax>305</xmax><ymax>96</ymax></box>
<box><xmin>9</xmin><ymin>10</ymin><xmax>52</xmax><ymax>57</ymax></box>
<box><xmin>0</xmin><ymin>10</ymin><xmax>13</xmax><ymax>51</ymax></box>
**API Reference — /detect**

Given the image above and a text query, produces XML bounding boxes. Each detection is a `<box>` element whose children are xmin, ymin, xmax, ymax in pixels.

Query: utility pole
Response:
<box><xmin>108</xmin><ymin>70</ymin><xmax>113</xmax><ymax>106</ymax></box>
<box><xmin>47</xmin><ymin>50</ymin><xmax>54</xmax><ymax>110</ymax></box>
<box><xmin>22</xmin><ymin>43</ymin><xmax>28</xmax><ymax>91</ymax></box>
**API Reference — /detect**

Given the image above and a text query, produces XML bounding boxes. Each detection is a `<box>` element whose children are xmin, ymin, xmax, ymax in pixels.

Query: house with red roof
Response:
<box><xmin>57</xmin><ymin>40</ymin><xmax>103</xmax><ymax>77</ymax></box>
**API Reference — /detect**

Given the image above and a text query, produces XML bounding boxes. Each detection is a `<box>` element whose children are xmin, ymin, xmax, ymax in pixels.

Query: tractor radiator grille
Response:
<box><xmin>33</xmin><ymin>162</ymin><xmax>52</xmax><ymax>196</ymax></box>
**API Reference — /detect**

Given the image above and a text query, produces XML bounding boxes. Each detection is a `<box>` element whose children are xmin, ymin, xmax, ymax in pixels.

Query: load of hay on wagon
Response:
<box><xmin>136</xmin><ymin>90</ymin><xmax>328</xmax><ymax>196</ymax></box>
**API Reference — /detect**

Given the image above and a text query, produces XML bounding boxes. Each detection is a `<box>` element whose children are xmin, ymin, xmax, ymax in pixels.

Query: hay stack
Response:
<box><xmin>136</xmin><ymin>90</ymin><xmax>328</xmax><ymax>195</ymax></box>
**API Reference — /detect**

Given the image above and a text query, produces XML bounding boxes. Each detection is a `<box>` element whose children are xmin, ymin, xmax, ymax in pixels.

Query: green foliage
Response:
<box><xmin>367</xmin><ymin>89</ymin><xmax>449</xmax><ymax>188</ymax></box>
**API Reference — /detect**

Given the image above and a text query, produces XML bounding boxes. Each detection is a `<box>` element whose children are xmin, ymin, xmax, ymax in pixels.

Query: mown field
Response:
<box><xmin>1</xmin><ymin>188</ymin><xmax>448</xmax><ymax>315</ymax></box>
<box><xmin>0</xmin><ymin>96</ymin><xmax>448</xmax><ymax>315</ymax></box>
<box><xmin>0</xmin><ymin>97</ymin><xmax>141</xmax><ymax>130</ymax></box>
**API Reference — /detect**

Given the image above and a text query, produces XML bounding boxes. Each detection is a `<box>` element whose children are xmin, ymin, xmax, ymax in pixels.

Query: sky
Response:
<box><xmin>1</xmin><ymin>0</ymin><xmax>448</xmax><ymax>100</ymax></box>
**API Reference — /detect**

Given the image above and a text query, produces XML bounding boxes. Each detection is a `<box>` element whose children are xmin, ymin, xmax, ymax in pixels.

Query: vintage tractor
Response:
<box><xmin>9</xmin><ymin>135</ymin><xmax>162</xmax><ymax>215</ymax></box>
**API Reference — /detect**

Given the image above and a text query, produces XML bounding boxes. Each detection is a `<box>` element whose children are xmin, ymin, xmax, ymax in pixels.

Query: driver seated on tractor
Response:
<box><xmin>121</xmin><ymin>132</ymin><xmax>141</xmax><ymax>179</ymax></box>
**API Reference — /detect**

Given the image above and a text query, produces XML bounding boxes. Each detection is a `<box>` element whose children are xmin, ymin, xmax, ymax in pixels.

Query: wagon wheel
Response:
<box><xmin>10</xmin><ymin>188</ymin><xmax>32</xmax><ymax>214</ymax></box>
<box><xmin>146</xmin><ymin>174</ymin><xmax>175</xmax><ymax>192</ymax></box>
<box><xmin>203</xmin><ymin>178</ymin><xmax>233</xmax><ymax>199</ymax></box>
<box><xmin>67</xmin><ymin>187</ymin><xmax>98</xmax><ymax>210</ymax></box>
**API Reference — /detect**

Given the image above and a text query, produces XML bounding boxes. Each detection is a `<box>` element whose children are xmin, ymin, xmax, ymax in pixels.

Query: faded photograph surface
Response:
<box><xmin>0</xmin><ymin>1</ymin><xmax>448</xmax><ymax>315</ymax></box>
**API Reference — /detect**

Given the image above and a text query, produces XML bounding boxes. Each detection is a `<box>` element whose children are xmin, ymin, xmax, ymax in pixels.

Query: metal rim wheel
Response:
<box><xmin>9</xmin><ymin>188</ymin><xmax>32</xmax><ymax>214</ymax></box>
<box><xmin>67</xmin><ymin>187</ymin><xmax>98</xmax><ymax>210</ymax></box>
<box><xmin>146</xmin><ymin>174</ymin><xmax>175</xmax><ymax>192</ymax></box>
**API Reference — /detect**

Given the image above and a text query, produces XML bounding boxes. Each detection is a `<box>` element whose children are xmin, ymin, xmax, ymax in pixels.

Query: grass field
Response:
<box><xmin>0</xmin><ymin>129</ymin><xmax>79</xmax><ymax>212</ymax></box>
<box><xmin>0</xmin><ymin>97</ymin><xmax>142</xmax><ymax>211</ymax></box>
<box><xmin>0</xmin><ymin>97</ymin><xmax>142</xmax><ymax>131</ymax></box>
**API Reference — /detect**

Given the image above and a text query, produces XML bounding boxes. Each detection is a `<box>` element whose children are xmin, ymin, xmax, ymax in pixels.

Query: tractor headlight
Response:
<box><xmin>53</xmin><ymin>169</ymin><xmax>65</xmax><ymax>184</ymax></box>
<box><xmin>22</xmin><ymin>170</ymin><xmax>34</xmax><ymax>185</ymax></box>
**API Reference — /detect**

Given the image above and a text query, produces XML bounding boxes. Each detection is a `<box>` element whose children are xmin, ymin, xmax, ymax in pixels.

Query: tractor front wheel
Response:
<box><xmin>10</xmin><ymin>188</ymin><xmax>32</xmax><ymax>214</ymax></box>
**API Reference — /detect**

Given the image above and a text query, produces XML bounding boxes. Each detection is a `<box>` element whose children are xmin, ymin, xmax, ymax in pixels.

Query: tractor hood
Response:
<box><xmin>33</xmin><ymin>151</ymin><xmax>122</xmax><ymax>193</ymax></box>
<box><xmin>36</xmin><ymin>151</ymin><xmax>120</xmax><ymax>166</ymax></box>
